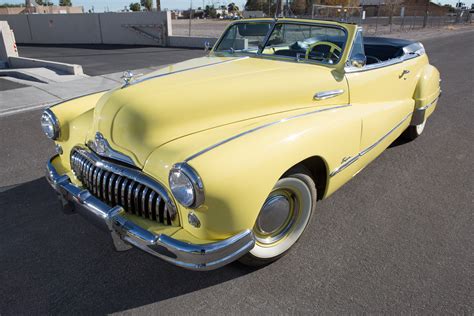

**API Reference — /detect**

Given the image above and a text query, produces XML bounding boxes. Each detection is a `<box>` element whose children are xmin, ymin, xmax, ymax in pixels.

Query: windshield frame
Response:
<box><xmin>212</xmin><ymin>19</ymin><xmax>350</xmax><ymax>67</ymax></box>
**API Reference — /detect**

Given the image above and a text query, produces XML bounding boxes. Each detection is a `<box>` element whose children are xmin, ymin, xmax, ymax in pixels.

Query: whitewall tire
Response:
<box><xmin>239</xmin><ymin>168</ymin><xmax>317</xmax><ymax>267</ymax></box>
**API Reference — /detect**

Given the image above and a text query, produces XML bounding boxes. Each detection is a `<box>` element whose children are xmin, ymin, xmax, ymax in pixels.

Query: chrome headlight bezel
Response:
<box><xmin>41</xmin><ymin>109</ymin><xmax>60</xmax><ymax>140</ymax></box>
<box><xmin>169</xmin><ymin>162</ymin><xmax>204</xmax><ymax>209</ymax></box>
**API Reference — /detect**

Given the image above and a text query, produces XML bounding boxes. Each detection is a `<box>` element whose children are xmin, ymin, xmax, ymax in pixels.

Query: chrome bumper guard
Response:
<box><xmin>46</xmin><ymin>156</ymin><xmax>255</xmax><ymax>271</ymax></box>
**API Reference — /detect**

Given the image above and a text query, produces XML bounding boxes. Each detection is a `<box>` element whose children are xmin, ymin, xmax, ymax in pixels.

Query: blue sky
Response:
<box><xmin>2</xmin><ymin>0</ymin><xmax>468</xmax><ymax>11</ymax></box>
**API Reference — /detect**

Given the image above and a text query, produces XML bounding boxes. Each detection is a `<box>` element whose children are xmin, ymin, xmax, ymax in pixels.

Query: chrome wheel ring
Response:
<box><xmin>250</xmin><ymin>176</ymin><xmax>313</xmax><ymax>259</ymax></box>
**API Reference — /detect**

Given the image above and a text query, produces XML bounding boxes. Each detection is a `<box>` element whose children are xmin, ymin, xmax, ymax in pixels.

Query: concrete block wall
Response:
<box><xmin>0</xmin><ymin>15</ymin><xmax>30</xmax><ymax>43</ymax></box>
<box><xmin>0</xmin><ymin>21</ymin><xmax>18</xmax><ymax>61</ymax></box>
<box><xmin>28</xmin><ymin>14</ymin><xmax>102</xmax><ymax>44</ymax></box>
<box><xmin>168</xmin><ymin>36</ymin><xmax>218</xmax><ymax>49</ymax></box>
<box><xmin>0</xmin><ymin>11</ymin><xmax>170</xmax><ymax>46</ymax></box>
<box><xmin>100</xmin><ymin>12</ymin><xmax>168</xmax><ymax>45</ymax></box>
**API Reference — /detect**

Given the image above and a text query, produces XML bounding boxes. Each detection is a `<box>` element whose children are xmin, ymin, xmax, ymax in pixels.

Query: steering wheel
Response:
<box><xmin>305</xmin><ymin>41</ymin><xmax>342</xmax><ymax>63</ymax></box>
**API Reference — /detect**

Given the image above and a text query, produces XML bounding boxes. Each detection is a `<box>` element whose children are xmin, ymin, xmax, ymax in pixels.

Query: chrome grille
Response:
<box><xmin>70</xmin><ymin>148</ymin><xmax>177</xmax><ymax>225</ymax></box>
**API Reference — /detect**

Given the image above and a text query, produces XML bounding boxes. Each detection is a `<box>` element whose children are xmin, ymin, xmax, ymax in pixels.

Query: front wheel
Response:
<box><xmin>239</xmin><ymin>169</ymin><xmax>316</xmax><ymax>267</ymax></box>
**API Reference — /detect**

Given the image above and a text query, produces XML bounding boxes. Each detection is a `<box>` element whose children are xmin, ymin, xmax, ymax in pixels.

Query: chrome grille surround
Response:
<box><xmin>70</xmin><ymin>147</ymin><xmax>178</xmax><ymax>225</ymax></box>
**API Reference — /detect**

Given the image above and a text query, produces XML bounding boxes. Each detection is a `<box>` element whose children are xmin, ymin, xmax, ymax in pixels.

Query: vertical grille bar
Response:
<box><xmin>121</xmin><ymin>178</ymin><xmax>129</xmax><ymax>207</ymax></box>
<box><xmin>114</xmin><ymin>176</ymin><xmax>123</xmax><ymax>206</ymax></box>
<box><xmin>141</xmin><ymin>187</ymin><xmax>149</xmax><ymax>218</ymax></box>
<box><xmin>133</xmin><ymin>184</ymin><xmax>143</xmax><ymax>217</ymax></box>
<box><xmin>108</xmin><ymin>174</ymin><xmax>117</xmax><ymax>205</ymax></box>
<box><xmin>96</xmin><ymin>169</ymin><xmax>104</xmax><ymax>199</ymax></box>
<box><xmin>148</xmin><ymin>191</ymin><xmax>156</xmax><ymax>220</ymax></box>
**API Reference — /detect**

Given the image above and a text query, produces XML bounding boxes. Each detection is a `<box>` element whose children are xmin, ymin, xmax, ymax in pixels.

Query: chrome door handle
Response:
<box><xmin>313</xmin><ymin>89</ymin><xmax>344</xmax><ymax>100</ymax></box>
<box><xmin>399</xmin><ymin>70</ymin><xmax>410</xmax><ymax>78</ymax></box>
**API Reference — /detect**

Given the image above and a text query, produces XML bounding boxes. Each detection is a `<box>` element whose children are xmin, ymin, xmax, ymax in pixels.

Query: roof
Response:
<box><xmin>360</xmin><ymin>0</ymin><xmax>385</xmax><ymax>6</ymax></box>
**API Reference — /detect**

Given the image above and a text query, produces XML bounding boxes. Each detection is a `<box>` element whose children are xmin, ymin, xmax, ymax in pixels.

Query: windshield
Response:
<box><xmin>214</xmin><ymin>22</ymin><xmax>272</xmax><ymax>54</ymax></box>
<box><xmin>214</xmin><ymin>21</ymin><xmax>347</xmax><ymax>65</ymax></box>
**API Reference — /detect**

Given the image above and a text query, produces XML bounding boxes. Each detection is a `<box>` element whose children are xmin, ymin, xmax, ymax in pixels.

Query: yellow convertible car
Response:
<box><xmin>43</xmin><ymin>18</ymin><xmax>440</xmax><ymax>270</ymax></box>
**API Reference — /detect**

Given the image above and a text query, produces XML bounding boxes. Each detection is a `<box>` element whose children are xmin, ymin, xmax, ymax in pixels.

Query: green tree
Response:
<box><xmin>228</xmin><ymin>2</ymin><xmax>240</xmax><ymax>13</ymax></box>
<box><xmin>129</xmin><ymin>2</ymin><xmax>141</xmax><ymax>11</ymax></box>
<box><xmin>291</xmin><ymin>0</ymin><xmax>306</xmax><ymax>14</ymax></box>
<box><xmin>244</xmin><ymin>0</ymin><xmax>267</xmax><ymax>11</ymax></box>
<box><xmin>59</xmin><ymin>0</ymin><xmax>72</xmax><ymax>6</ymax></box>
<box><xmin>140</xmin><ymin>0</ymin><xmax>152</xmax><ymax>11</ymax></box>
<box><xmin>204</xmin><ymin>5</ymin><xmax>217</xmax><ymax>18</ymax></box>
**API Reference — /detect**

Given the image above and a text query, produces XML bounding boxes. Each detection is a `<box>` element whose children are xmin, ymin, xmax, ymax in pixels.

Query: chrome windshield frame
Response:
<box><xmin>212</xmin><ymin>19</ymin><xmax>350</xmax><ymax>68</ymax></box>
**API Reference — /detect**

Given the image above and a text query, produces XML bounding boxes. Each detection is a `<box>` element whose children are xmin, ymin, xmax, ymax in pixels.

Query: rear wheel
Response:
<box><xmin>239</xmin><ymin>168</ymin><xmax>316</xmax><ymax>267</ymax></box>
<box><xmin>403</xmin><ymin>118</ymin><xmax>426</xmax><ymax>141</ymax></box>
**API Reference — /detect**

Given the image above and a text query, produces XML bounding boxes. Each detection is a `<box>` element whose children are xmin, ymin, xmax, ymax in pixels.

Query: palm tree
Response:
<box><xmin>156</xmin><ymin>0</ymin><xmax>160</xmax><ymax>11</ymax></box>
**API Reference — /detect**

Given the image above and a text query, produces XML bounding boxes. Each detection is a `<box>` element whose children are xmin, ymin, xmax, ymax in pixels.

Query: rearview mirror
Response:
<box><xmin>204</xmin><ymin>41</ymin><xmax>211</xmax><ymax>53</ymax></box>
<box><xmin>350</xmin><ymin>53</ymin><xmax>367</xmax><ymax>68</ymax></box>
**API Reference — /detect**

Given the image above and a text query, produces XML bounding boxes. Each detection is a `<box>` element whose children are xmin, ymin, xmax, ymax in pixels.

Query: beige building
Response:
<box><xmin>0</xmin><ymin>2</ymin><xmax>83</xmax><ymax>15</ymax></box>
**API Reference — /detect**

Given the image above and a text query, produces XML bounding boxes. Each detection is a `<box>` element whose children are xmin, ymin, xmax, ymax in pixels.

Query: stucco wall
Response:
<box><xmin>0</xmin><ymin>15</ymin><xmax>31</xmax><ymax>43</ymax></box>
<box><xmin>0</xmin><ymin>12</ymin><xmax>171</xmax><ymax>46</ymax></box>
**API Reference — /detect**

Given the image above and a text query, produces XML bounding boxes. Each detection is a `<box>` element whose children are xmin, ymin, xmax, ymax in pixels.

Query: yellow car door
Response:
<box><xmin>345</xmin><ymin>32</ymin><xmax>422</xmax><ymax>153</ymax></box>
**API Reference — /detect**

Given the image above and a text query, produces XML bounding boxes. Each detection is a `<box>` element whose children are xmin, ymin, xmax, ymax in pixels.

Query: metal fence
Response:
<box><xmin>310</xmin><ymin>4</ymin><xmax>473</xmax><ymax>34</ymax></box>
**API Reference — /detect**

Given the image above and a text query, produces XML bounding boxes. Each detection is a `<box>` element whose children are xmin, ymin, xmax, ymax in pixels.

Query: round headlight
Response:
<box><xmin>169</xmin><ymin>163</ymin><xmax>204</xmax><ymax>208</ymax></box>
<box><xmin>41</xmin><ymin>109</ymin><xmax>60</xmax><ymax>140</ymax></box>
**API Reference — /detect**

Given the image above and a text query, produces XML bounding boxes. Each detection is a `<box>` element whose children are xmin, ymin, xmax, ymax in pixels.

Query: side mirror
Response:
<box><xmin>350</xmin><ymin>53</ymin><xmax>367</xmax><ymax>68</ymax></box>
<box><xmin>204</xmin><ymin>41</ymin><xmax>211</xmax><ymax>53</ymax></box>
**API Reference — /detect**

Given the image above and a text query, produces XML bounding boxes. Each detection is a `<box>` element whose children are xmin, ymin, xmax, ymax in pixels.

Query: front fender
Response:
<box><xmin>48</xmin><ymin>91</ymin><xmax>108</xmax><ymax>171</ymax></box>
<box><xmin>154</xmin><ymin>105</ymin><xmax>361</xmax><ymax>240</ymax></box>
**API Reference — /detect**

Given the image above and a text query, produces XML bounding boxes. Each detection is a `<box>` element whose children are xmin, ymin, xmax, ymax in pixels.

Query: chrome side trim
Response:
<box><xmin>410</xmin><ymin>93</ymin><xmax>440</xmax><ymax>126</ymax></box>
<box><xmin>330</xmin><ymin>111</ymin><xmax>413</xmax><ymax>177</ymax></box>
<box><xmin>46</xmin><ymin>156</ymin><xmax>255</xmax><ymax>271</ymax></box>
<box><xmin>314</xmin><ymin>89</ymin><xmax>344</xmax><ymax>101</ymax></box>
<box><xmin>124</xmin><ymin>57</ymin><xmax>249</xmax><ymax>87</ymax></box>
<box><xmin>419</xmin><ymin>95</ymin><xmax>439</xmax><ymax>111</ymax></box>
<box><xmin>48</xmin><ymin>90</ymin><xmax>109</xmax><ymax>109</ymax></box>
<box><xmin>87</xmin><ymin>132</ymin><xmax>136</xmax><ymax>167</ymax></box>
<box><xmin>185</xmin><ymin>104</ymin><xmax>352</xmax><ymax>162</ymax></box>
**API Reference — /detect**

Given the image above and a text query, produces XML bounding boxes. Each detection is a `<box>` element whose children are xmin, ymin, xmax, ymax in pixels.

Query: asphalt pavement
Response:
<box><xmin>17</xmin><ymin>44</ymin><xmax>205</xmax><ymax>76</ymax></box>
<box><xmin>1</xmin><ymin>31</ymin><xmax>473</xmax><ymax>314</ymax></box>
<box><xmin>0</xmin><ymin>78</ymin><xmax>28</xmax><ymax>91</ymax></box>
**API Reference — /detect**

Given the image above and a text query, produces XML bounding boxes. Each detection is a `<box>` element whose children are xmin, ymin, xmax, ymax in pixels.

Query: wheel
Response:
<box><xmin>239</xmin><ymin>168</ymin><xmax>317</xmax><ymax>267</ymax></box>
<box><xmin>403</xmin><ymin>118</ymin><xmax>426</xmax><ymax>141</ymax></box>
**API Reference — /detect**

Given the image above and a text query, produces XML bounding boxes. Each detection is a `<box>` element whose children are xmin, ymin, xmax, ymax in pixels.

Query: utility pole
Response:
<box><xmin>156</xmin><ymin>0</ymin><xmax>161</xmax><ymax>11</ymax></box>
<box><xmin>422</xmin><ymin>0</ymin><xmax>429</xmax><ymax>27</ymax></box>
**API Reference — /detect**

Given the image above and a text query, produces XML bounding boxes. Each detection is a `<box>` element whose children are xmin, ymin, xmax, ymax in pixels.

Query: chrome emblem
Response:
<box><xmin>93</xmin><ymin>132</ymin><xmax>108</xmax><ymax>155</ymax></box>
<box><xmin>87</xmin><ymin>132</ymin><xmax>136</xmax><ymax>166</ymax></box>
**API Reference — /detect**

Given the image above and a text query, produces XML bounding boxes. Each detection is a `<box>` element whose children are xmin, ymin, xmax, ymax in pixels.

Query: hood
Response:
<box><xmin>89</xmin><ymin>56</ymin><xmax>344</xmax><ymax>167</ymax></box>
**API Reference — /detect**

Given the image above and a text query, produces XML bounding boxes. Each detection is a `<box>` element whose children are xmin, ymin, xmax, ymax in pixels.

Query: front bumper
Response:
<box><xmin>46</xmin><ymin>156</ymin><xmax>255</xmax><ymax>271</ymax></box>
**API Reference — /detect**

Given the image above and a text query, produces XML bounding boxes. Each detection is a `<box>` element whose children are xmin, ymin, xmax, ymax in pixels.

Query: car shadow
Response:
<box><xmin>388</xmin><ymin>136</ymin><xmax>411</xmax><ymax>148</ymax></box>
<box><xmin>0</xmin><ymin>178</ymin><xmax>256</xmax><ymax>314</ymax></box>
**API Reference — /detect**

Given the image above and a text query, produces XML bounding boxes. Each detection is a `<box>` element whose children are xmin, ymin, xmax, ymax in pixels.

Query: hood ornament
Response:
<box><xmin>121</xmin><ymin>70</ymin><xmax>143</xmax><ymax>87</ymax></box>
<box><xmin>88</xmin><ymin>132</ymin><xmax>136</xmax><ymax>166</ymax></box>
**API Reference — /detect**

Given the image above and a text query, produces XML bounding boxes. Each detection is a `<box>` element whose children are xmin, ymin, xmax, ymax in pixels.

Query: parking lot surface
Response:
<box><xmin>1</xmin><ymin>31</ymin><xmax>473</xmax><ymax>314</ymax></box>
<box><xmin>0</xmin><ymin>78</ymin><xmax>28</xmax><ymax>91</ymax></box>
<box><xmin>18</xmin><ymin>44</ymin><xmax>205</xmax><ymax>76</ymax></box>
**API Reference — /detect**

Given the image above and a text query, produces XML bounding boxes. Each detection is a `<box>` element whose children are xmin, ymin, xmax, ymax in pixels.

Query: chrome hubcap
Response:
<box><xmin>254</xmin><ymin>191</ymin><xmax>298</xmax><ymax>245</ymax></box>
<box><xmin>250</xmin><ymin>176</ymin><xmax>313</xmax><ymax>259</ymax></box>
